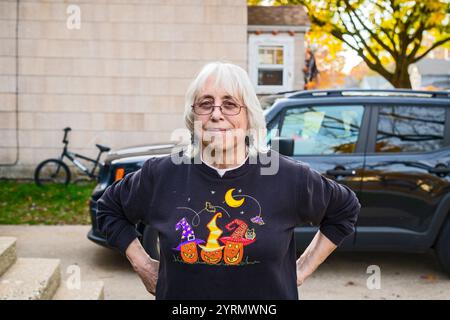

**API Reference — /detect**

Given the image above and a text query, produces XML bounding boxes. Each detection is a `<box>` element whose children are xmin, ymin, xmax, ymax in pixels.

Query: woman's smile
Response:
<box><xmin>204</xmin><ymin>128</ymin><xmax>233</xmax><ymax>132</ymax></box>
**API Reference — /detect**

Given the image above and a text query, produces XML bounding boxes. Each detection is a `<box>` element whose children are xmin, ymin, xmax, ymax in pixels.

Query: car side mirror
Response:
<box><xmin>271</xmin><ymin>137</ymin><xmax>294</xmax><ymax>156</ymax></box>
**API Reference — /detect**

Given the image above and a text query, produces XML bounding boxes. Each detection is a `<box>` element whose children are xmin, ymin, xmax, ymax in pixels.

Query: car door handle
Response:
<box><xmin>326</xmin><ymin>169</ymin><xmax>356</xmax><ymax>176</ymax></box>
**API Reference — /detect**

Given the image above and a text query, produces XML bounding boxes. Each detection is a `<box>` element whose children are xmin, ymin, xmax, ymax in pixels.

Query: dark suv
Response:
<box><xmin>88</xmin><ymin>89</ymin><xmax>450</xmax><ymax>274</ymax></box>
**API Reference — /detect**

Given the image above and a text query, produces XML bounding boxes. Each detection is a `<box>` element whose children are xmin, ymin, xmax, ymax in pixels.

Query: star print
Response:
<box><xmin>211</xmin><ymin>190</ymin><xmax>215</xmax><ymax>194</ymax></box>
<box><xmin>240</xmin><ymin>211</ymin><xmax>244</xmax><ymax>214</ymax></box>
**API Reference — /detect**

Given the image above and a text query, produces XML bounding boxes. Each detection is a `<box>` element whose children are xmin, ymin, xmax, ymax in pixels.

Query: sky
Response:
<box><xmin>341</xmin><ymin>49</ymin><xmax>363</xmax><ymax>74</ymax></box>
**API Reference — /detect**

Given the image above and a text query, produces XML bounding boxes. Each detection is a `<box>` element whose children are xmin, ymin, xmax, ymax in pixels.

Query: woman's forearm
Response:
<box><xmin>125</xmin><ymin>238</ymin><xmax>150</xmax><ymax>263</ymax></box>
<box><xmin>296</xmin><ymin>230</ymin><xmax>337</xmax><ymax>285</ymax></box>
<box><xmin>125</xmin><ymin>238</ymin><xmax>160</xmax><ymax>295</ymax></box>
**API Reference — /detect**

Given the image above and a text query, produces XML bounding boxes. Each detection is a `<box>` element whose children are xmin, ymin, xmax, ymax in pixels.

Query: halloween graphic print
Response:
<box><xmin>173</xmin><ymin>188</ymin><xmax>264</xmax><ymax>266</ymax></box>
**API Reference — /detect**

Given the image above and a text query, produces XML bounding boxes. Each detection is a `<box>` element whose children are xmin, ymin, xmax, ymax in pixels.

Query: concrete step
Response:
<box><xmin>0</xmin><ymin>237</ymin><xmax>17</xmax><ymax>277</ymax></box>
<box><xmin>53</xmin><ymin>280</ymin><xmax>104</xmax><ymax>300</ymax></box>
<box><xmin>0</xmin><ymin>258</ymin><xmax>60</xmax><ymax>300</ymax></box>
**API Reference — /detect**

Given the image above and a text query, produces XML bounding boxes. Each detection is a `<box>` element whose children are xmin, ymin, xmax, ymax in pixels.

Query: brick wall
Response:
<box><xmin>0</xmin><ymin>0</ymin><xmax>248</xmax><ymax>178</ymax></box>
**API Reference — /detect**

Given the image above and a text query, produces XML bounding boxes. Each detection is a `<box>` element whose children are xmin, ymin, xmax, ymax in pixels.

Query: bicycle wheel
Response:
<box><xmin>34</xmin><ymin>159</ymin><xmax>71</xmax><ymax>186</ymax></box>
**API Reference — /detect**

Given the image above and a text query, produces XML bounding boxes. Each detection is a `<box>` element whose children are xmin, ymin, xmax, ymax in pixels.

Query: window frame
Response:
<box><xmin>248</xmin><ymin>34</ymin><xmax>294</xmax><ymax>94</ymax></box>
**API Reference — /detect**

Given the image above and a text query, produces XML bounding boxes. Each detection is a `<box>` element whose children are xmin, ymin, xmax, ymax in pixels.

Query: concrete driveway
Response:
<box><xmin>0</xmin><ymin>225</ymin><xmax>449</xmax><ymax>300</ymax></box>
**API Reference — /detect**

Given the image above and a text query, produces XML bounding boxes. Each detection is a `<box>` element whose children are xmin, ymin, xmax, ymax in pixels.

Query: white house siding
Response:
<box><xmin>0</xmin><ymin>0</ymin><xmax>248</xmax><ymax>178</ymax></box>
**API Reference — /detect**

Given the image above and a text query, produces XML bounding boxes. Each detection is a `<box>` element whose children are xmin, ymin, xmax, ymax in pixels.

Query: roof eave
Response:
<box><xmin>247</xmin><ymin>25</ymin><xmax>310</xmax><ymax>33</ymax></box>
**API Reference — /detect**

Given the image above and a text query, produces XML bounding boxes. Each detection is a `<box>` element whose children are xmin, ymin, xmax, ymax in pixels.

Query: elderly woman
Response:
<box><xmin>96</xmin><ymin>62</ymin><xmax>360</xmax><ymax>300</ymax></box>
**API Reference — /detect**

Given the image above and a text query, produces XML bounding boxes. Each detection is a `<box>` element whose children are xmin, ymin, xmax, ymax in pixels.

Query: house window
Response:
<box><xmin>249</xmin><ymin>35</ymin><xmax>294</xmax><ymax>94</ymax></box>
<box><xmin>258</xmin><ymin>46</ymin><xmax>284</xmax><ymax>86</ymax></box>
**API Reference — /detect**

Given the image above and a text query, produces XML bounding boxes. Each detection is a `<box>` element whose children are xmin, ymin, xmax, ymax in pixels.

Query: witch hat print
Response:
<box><xmin>220</xmin><ymin>219</ymin><xmax>256</xmax><ymax>265</ymax></box>
<box><xmin>199</xmin><ymin>212</ymin><xmax>225</xmax><ymax>264</ymax></box>
<box><xmin>174</xmin><ymin>217</ymin><xmax>205</xmax><ymax>264</ymax></box>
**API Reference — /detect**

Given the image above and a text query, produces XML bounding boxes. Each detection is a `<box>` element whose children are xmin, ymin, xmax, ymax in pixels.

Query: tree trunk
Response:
<box><xmin>390</xmin><ymin>63</ymin><xmax>412</xmax><ymax>89</ymax></box>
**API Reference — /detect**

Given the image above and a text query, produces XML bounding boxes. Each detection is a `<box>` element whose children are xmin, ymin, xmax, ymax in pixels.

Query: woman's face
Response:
<box><xmin>193</xmin><ymin>77</ymin><xmax>248</xmax><ymax>156</ymax></box>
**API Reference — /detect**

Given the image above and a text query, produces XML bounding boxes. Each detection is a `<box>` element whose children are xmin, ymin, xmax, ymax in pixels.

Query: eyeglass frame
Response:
<box><xmin>191</xmin><ymin>101</ymin><xmax>246</xmax><ymax>116</ymax></box>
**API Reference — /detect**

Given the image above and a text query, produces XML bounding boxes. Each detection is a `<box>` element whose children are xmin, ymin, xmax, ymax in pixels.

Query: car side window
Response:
<box><xmin>376</xmin><ymin>105</ymin><xmax>445</xmax><ymax>153</ymax></box>
<box><xmin>279</xmin><ymin>105</ymin><xmax>364</xmax><ymax>155</ymax></box>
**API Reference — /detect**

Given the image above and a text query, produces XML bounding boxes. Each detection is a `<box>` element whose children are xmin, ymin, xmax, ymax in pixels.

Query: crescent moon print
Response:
<box><xmin>224</xmin><ymin>188</ymin><xmax>245</xmax><ymax>208</ymax></box>
<box><xmin>223</xmin><ymin>189</ymin><xmax>265</xmax><ymax>226</ymax></box>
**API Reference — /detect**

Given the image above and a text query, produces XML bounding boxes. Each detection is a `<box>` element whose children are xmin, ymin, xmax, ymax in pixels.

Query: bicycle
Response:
<box><xmin>34</xmin><ymin>127</ymin><xmax>111</xmax><ymax>186</ymax></box>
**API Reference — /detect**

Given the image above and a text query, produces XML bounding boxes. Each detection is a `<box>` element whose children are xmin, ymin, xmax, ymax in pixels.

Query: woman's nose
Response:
<box><xmin>210</xmin><ymin>103</ymin><xmax>224</xmax><ymax>119</ymax></box>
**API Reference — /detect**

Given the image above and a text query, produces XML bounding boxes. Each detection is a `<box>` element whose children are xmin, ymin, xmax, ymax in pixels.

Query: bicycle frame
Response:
<box><xmin>62</xmin><ymin>150</ymin><xmax>102</xmax><ymax>179</ymax></box>
<box><xmin>59</xmin><ymin>132</ymin><xmax>104</xmax><ymax>179</ymax></box>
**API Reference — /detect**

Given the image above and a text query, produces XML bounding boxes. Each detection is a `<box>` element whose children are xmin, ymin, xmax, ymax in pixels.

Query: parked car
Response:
<box><xmin>88</xmin><ymin>89</ymin><xmax>450</xmax><ymax>274</ymax></box>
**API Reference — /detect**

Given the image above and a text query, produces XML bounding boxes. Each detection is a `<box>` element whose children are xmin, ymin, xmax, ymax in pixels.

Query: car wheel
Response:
<box><xmin>435</xmin><ymin>215</ymin><xmax>450</xmax><ymax>275</ymax></box>
<box><xmin>143</xmin><ymin>225</ymin><xmax>160</xmax><ymax>261</ymax></box>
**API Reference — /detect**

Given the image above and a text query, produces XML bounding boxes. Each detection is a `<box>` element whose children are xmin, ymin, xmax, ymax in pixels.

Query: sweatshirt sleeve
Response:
<box><xmin>96</xmin><ymin>158</ymin><xmax>155</xmax><ymax>254</ymax></box>
<box><xmin>296</xmin><ymin>162</ymin><xmax>361</xmax><ymax>246</ymax></box>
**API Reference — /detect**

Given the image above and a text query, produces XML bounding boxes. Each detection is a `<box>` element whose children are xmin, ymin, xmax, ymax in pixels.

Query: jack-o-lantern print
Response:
<box><xmin>200</xmin><ymin>249</ymin><xmax>223</xmax><ymax>264</ymax></box>
<box><xmin>223</xmin><ymin>242</ymin><xmax>243</xmax><ymax>265</ymax></box>
<box><xmin>180</xmin><ymin>242</ymin><xmax>200</xmax><ymax>264</ymax></box>
<box><xmin>173</xmin><ymin>189</ymin><xmax>262</xmax><ymax>266</ymax></box>
<box><xmin>199</xmin><ymin>212</ymin><xmax>225</xmax><ymax>264</ymax></box>
<box><xmin>220</xmin><ymin>219</ymin><xmax>255</xmax><ymax>265</ymax></box>
<box><xmin>174</xmin><ymin>217</ymin><xmax>204</xmax><ymax>264</ymax></box>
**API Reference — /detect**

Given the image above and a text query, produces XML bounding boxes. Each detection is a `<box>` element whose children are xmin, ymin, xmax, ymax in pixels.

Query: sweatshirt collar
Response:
<box><xmin>200</xmin><ymin>150</ymin><xmax>249</xmax><ymax>178</ymax></box>
<box><xmin>191</xmin><ymin>150</ymin><xmax>258</xmax><ymax>180</ymax></box>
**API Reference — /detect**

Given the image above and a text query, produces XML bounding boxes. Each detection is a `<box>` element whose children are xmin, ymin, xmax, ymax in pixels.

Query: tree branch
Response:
<box><xmin>368</xmin><ymin>0</ymin><xmax>393</xmax><ymax>14</ymax></box>
<box><xmin>344</xmin><ymin>7</ymin><xmax>388</xmax><ymax>72</ymax></box>
<box><xmin>379</xmin><ymin>25</ymin><xmax>398</xmax><ymax>53</ymax></box>
<box><xmin>330</xmin><ymin>26</ymin><xmax>393</xmax><ymax>81</ymax></box>
<box><xmin>351</xmin><ymin>5</ymin><xmax>398</xmax><ymax>59</ymax></box>
<box><xmin>412</xmin><ymin>37</ymin><xmax>450</xmax><ymax>63</ymax></box>
<box><xmin>406</xmin><ymin>21</ymin><xmax>425</xmax><ymax>61</ymax></box>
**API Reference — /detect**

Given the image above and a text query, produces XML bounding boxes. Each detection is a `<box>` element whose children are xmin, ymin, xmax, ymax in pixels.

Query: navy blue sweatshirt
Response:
<box><xmin>96</xmin><ymin>150</ymin><xmax>360</xmax><ymax>300</ymax></box>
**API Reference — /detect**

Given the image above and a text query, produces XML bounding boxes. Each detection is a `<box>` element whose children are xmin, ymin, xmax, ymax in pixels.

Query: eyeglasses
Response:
<box><xmin>192</xmin><ymin>100</ymin><xmax>246</xmax><ymax>116</ymax></box>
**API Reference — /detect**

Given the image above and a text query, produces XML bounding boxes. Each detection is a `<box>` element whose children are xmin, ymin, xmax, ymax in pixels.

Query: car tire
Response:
<box><xmin>435</xmin><ymin>215</ymin><xmax>450</xmax><ymax>275</ymax></box>
<box><xmin>143</xmin><ymin>226</ymin><xmax>160</xmax><ymax>261</ymax></box>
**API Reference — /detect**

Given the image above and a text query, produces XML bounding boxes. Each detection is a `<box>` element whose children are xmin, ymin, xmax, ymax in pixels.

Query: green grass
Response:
<box><xmin>0</xmin><ymin>180</ymin><xmax>96</xmax><ymax>225</ymax></box>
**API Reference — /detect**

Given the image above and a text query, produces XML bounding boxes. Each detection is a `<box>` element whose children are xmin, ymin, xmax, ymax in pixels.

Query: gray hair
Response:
<box><xmin>183</xmin><ymin>61</ymin><xmax>268</xmax><ymax>158</ymax></box>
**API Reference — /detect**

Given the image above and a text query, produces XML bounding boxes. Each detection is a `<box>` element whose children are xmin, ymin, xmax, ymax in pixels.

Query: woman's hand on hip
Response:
<box><xmin>296</xmin><ymin>231</ymin><xmax>338</xmax><ymax>287</ymax></box>
<box><xmin>296</xmin><ymin>256</ymin><xmax>311</xmax><ymax>287</ymax></box>
<box><xmin>134</xmin><ymin>255</ymin><xmax>159</xmax><ymax>295</ymax></box>
<box><xmin>125</xmin><ymin>238</ymin><xmax>160</xmax><ymax>295</ymax></box>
